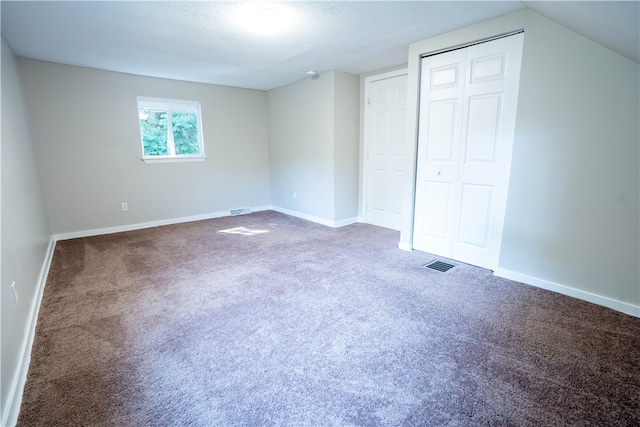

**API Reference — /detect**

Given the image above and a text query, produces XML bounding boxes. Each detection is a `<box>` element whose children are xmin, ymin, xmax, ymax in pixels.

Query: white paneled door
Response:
<box><xmin>364</xmin><ymin>72</ymin><xmax>408</xmax><ymax>230</ymax></box>
<box><xmin>413</xmin><ymin>33</ymin><xmax>524</xmax><ymax>269</ymax></box>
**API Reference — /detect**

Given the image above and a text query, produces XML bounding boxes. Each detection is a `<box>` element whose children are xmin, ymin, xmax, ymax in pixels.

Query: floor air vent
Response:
<box><xmin>230</xmin><ymin>208</ymin><xmax>251</xmax><ymax>216</ymax></box>
<box><xmin>424</xmin><ymin>260</ymin><xmax>455</xmax><ymax>272</ymax></box>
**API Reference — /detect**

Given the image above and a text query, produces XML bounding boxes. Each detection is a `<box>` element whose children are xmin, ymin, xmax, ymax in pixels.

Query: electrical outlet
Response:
<box><xmin>11</xmin><ymin>281</ymin><xmax>19</xmax><ymax>307</ymax></box>
<box><xmin>293</xmin><ymin>192</ymin><xmax>297</xmax><ymax>200</ymax></box>
<box><xmin>121</xmin><ymin>202</ymin><xmax>128</xmax><ymax>212</ymax></box>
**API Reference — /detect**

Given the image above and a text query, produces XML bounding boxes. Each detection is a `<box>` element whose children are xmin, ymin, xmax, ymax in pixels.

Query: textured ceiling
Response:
<box><xmin>1</xmin><ymin>1</ymin><xmax>638</xmax><ymax>91</ymax></box>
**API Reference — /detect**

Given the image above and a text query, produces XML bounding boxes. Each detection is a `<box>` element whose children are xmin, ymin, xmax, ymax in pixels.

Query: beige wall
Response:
<box><xmin>267</xmin><ymin>71</ymin><xmax>359</xmax><ymax>224</ymax></box>
<box><xmin>401</xmin><ymin>10</ymin><xmax>640</xmax><ymax>311</ymax></box>
<box><xmin>333</xmin><ymin>71</ymin><xmax>360</xmax><ymax>221</ymax></box>
<box><xmin>267</xmin><ymin>73</ymin><xmax>335</xmax><ymax>220</ymax></box>
<box><xmin>1</xmin><ymin>39</ymin><xmax>53</xmax><ymax>425</ymax></box>
<box><xmin>501</xmin><ymin>11</ymin><xmax>639</xmax><ymax>308</ymax></box>
<box><xmin>18</xmin><ymin>59</ymin><xmax>272</xmax><ymax>235</ymax></box>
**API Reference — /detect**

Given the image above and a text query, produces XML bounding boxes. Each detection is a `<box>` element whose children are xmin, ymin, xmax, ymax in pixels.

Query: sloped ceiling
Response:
<box><xmin>1</xmin><ymin>1</ymin><xmax>638</xmax><ymax>91</ymax></box>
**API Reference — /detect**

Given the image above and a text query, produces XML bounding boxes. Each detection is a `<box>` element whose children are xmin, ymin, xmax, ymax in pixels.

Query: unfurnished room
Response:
<box><xmin>1</xmin><ymin>1</ymin><xmax>639</xmax><ymax>426</ymax></box>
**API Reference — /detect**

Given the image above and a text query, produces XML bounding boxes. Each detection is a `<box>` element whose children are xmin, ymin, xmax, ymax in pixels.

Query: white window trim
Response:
<box><xmin>137</xmin><ymin>96</ymin><xmax>206</xmax><ymax>164</ymax></box>
<box><xmin>141</xmin><ymin>156</ymin><xmax>207</xmax><ymax>164</ymax></box>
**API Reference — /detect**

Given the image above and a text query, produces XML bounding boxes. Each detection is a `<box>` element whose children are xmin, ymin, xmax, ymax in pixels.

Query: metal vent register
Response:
<box><xmin>230</xmin><ymin>208</ymin><xmax>251</xmax><ymax>216</ymax></box>
<box><xmin>424</xmin><ymin>260</ymin><xmax>455</xmax><ymax>272</ymax></box>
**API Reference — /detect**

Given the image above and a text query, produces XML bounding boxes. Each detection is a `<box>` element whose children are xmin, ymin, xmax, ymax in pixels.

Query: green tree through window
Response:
<box><xmin>140</xmin><ymin>110</ymin><xmax>168</xmax><ymax>156</ymax></box>
<box><xmin>137</xmin><ymin>97</ymin><xmax>205</xmax><ymax>162</ymax></box>
<box><xmin>172</xmin><ymin>112</ymin><xmax>199</xmax><ymax>155</ymax></box>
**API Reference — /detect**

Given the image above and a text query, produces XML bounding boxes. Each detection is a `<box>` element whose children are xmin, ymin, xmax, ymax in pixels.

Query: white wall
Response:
<box><xmin>267</xmin><ymin>71</ymin><xmax>359</xmax><ymax>225</ymax></box>
<box><xmin>1</xmin><ymin>39</ymin><xmax>53</xmax><ymax>426</ymax></box>
<box><xmin>401</xmin><ymin>10</ymin><xmax>640</xmax><ymax>314</ymax></box>
<box><xmin>18</xmin><ymin>59</ymin><xmax>272</xmax><ymax>235</ymax></box>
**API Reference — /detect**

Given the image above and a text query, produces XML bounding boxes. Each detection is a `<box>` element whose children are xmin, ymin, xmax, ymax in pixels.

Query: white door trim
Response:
<box><xmin>362</xmin><ymin>68</ymin><xmax>408</xmax><ymax>227</ymax></box>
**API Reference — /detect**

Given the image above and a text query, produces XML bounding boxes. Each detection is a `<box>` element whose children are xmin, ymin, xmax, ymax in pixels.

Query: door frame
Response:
<box><xmin>362</xmin><ymin>68</ymin><xmax>408</xmax><ymax>226</ymax></box>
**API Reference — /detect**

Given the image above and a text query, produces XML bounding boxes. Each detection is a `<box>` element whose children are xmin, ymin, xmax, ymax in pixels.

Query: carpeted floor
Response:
<box><xmin>17</xmin><ymin>211</ymin><xmax>640</xmax><ymax>426</ymax></box>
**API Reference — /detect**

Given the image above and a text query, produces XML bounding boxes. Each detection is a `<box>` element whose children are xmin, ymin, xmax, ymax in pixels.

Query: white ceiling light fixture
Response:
<box><xmin>234</xmin><ymin>2</ymin><xmax>296</xmax><ymax>36</ymax></box>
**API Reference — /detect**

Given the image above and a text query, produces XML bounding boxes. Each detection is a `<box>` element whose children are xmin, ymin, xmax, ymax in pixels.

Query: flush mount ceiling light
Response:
<box><xmin>234</xmin><ymin>3</ymin><xmax>296</xmax><ymax>36</ymax></box>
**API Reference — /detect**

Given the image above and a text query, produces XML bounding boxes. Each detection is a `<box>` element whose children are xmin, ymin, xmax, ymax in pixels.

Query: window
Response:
<box><xmin>137</xmin><ymin>97</ymin><xmax>206</xmax><ymax>163</ymax></box>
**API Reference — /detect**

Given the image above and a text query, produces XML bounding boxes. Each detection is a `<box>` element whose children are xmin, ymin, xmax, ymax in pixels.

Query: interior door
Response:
<box><xmin>413</xmin><ymin>33</ymin><xmax>524</xmax><ymax>269</ymax></box>
<box><xmin>364</xmin><ymin>73</ymin><xmax>408</xmax><ymax>230</ymax></box>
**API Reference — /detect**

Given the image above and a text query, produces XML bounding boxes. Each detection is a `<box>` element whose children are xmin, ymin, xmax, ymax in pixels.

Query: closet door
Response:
<box><xmin>413</xmin><ymin>49</ymin><xmax>467</xmax><ymax>257</ymax></box>
<box><xmin>413</xmin><ymin>33</ymin><xmax>524</xmax><ymax>269</ymax></box>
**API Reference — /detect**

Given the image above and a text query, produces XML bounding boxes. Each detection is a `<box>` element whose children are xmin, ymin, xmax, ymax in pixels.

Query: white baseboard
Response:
<box><xmin>270</xmin><ymin>206</ymin><xmax>359</xmax><ymax>228</ymax></box>
<box><xmin>334</xmin><ymin>216</ymin><xmax>360</xmax><ymax>228</ymax></box>
<box><xmin>54</xmin><ymin>206</ymin><xmax>359</xmax><ymax>242</ymax></box>
<box><xmin>398</xmin><ymin>241</ymin><xmax>412</xmax><ymax>251</ymax></box>
<box><xmin>54</xmin><ymin>206</ymin><xmax>273</xmax><ymax>241</ymax></box>
<box><xmin>494</xmin><ymin>268</ymin><xmax>640</xmax><ymax>318</ymax></box>
<box><xmin>4</xmin><ymin>236</ymin><xmax>56</xmax><ymax>427</ymax></box>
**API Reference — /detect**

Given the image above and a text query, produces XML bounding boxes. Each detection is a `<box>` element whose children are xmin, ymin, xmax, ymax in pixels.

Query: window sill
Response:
<box><xmin>142</xmin><ymin>156</ymin><xmax>206</xmax><ymax>164</ymax></box>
